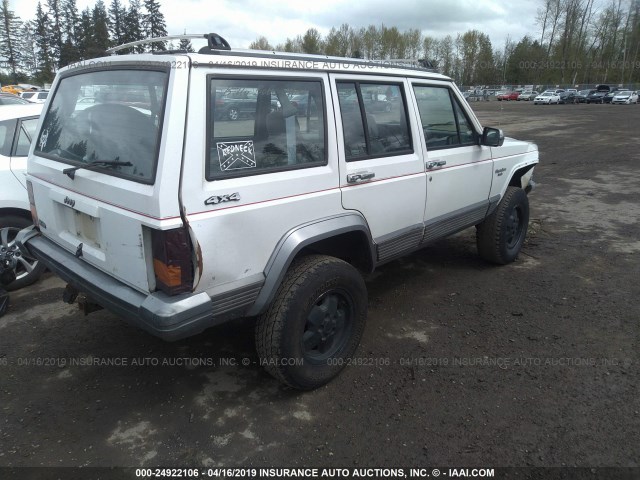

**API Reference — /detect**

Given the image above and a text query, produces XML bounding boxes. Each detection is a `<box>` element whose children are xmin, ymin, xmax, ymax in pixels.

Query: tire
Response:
<box><xmin>476</xmin><ymin>187</ymin><xmax>530</xmax><ymax>265</ymax></box>
<box><xmin>227</xmin><ymin>107</ymin><xmax>239</xmax><ymax>121</ymax></box>
<box><xmin>255</xmin><ymin>254</ymin><xmax>368</xmax><ymax>390</ymax></box>
<box><xmin>0</xmin><ymin>215</ymin><xmax>45</xmax><ymax>291</ymax></box>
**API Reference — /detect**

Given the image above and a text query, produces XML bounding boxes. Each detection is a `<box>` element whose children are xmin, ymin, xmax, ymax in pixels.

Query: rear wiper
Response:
<box><xmin>63</xmin><ymin>158</ymin><xmax>132</xmax><ymax>179</ymax></box>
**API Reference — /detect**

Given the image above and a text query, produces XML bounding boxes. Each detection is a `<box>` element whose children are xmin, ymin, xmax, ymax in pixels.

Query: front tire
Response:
<box><xmin>255</xmin><ymin>255</ymin><xmax>367</xmax><ymax>390</ymax></box>
<box><xmin>476</xmin><ymin>187</ymin><xmax>530</xmax><ymax>265</ymax></box>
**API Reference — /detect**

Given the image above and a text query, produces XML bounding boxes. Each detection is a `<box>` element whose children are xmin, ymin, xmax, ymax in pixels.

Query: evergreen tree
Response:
<box><xmin>123</xmin><ymin>0</ymin><xmax>144</xmax><ymax>53</ymax></box>
<box><xmin>61</xmin><ymin>0</ymin><xmax>79</xmax><ymax>41</ymax></box>
<box><xmin>89</xmin><ymin>0</ymin><xmax>110</xmax><ymax>58</ymax></box>
<box><xmin>46</xmin><ymin>0</ymin><xmax>64</xmax><ymax>67</ymax></box>
<box><xmin>142</xmin><ymin>0</ymin><xmax>167</xmax><ymax>51</ymax></box>
<box><xmin>179</xmin><ymin>38</ymin><xmax>194</xmax><ymax>52</ymax></box>
<box><xmin>34</xmin><ymin>2</ymin><xmax>54</xmax><ymax>83</ymax></box>
<box><xmin>20</xmin><ymin>20</ymin><xmax>39</xmax><ymax>76</ymax></box>
<box><xmin>76</xmin><ymin>7</ymin><xmax>93</xmax><ymax>60</ymax></box>
<box><xmin>0</xmin><ymin>0</ymin><xmax>23</xmax><ymax>82</ymax></box>
<box><xmin>109</xmin><ymin>0</ymin><xmax>126</xmax><ymax>47</ymax></box>
<box><xmin>60</xmin><ymin>0</ymin><xmax>81</xmax><ymax>65</ymax></box>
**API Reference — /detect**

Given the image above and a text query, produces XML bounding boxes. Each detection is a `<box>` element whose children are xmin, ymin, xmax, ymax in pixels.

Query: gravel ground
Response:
<box><xmin>0</xmin><ymin>100</ymin><xmax>638</xmax><ymax>475</ymax></box>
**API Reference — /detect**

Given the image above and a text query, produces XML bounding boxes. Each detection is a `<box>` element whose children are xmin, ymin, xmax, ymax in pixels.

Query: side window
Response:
<box><xmin>337</xmin><ymin>81</ymin><xmax>412</xmax><ymax>161</ymax></box>
<box><xmin>208</xmin><ymin>78</ymin><xmax>326</xmax><ymax>179</ymax></box>
<box><xmin>413</xmin><ymin>85</ymin><xmax>477</xmax><ymax>149</ymax></box>
<box><xmin>14</xmin><ymin>118</ymin><xmax>38</xmax><ymax>156</ymax></box>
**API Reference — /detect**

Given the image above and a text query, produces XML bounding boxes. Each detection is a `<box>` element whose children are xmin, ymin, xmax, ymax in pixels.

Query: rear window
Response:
<box><xmin>35</xmin><ymin>68</ymin><xmax>168</xmax><ymax>183</ymax></box>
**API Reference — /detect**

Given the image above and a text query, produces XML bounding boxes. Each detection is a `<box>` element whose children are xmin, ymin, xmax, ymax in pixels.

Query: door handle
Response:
<box><xmin>427</xmin><ymin>160</ymin><xmax>447</xmax><ymax>169</ymax></box>
<box><xmin>347</xmin><ymin>172</ymin><xmax>375</xmax><ymax>184</ymax></box>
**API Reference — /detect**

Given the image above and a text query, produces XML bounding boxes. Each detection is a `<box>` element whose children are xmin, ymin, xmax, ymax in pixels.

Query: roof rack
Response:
<box><xmin>104</xmin><ymin>33</ymin><xmax>439</xmax><ymax>74</ymax></box>
<box><xmin>106</xmin><ymin>33</ymin><xmax>230</xmax><ymax>55</ymax></box>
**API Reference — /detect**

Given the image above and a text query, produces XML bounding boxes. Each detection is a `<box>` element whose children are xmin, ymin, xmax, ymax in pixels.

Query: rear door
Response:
<box><xmin>28</xmin><ymin>60</ymin><xmax>188</xmax><ymax>293</ymax></box>
<box><xmin>179</xmin><ymin>68</ymin><xmax>343</xmax><ymax>294</ymax></box>
<box><xmin>330</xmin><ymin>74</ymin><xmax>426</xmax><ymax>262</ymax></box>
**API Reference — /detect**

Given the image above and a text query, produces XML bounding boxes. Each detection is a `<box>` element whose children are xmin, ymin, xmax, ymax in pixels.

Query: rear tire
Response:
<box><xmin>0</xmin><ymin>215</ymin><xmax>45</xmax><ymax>291</ymax></box>
<box><xmin>255</xmin><ymin>255</ymin><xmax>367</xmax><ymax>390</ymax></box>
<box><xmin>476</xmin><ymin>187</ymin><xmax>529</xmax><ymax>265</ymax></box>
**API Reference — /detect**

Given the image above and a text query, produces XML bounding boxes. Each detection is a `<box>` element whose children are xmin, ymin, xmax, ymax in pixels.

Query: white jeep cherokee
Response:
<box><xmin>18</xmin><ymin>34</ymin><xmax>538</xmax><ymax>389</ymax></box>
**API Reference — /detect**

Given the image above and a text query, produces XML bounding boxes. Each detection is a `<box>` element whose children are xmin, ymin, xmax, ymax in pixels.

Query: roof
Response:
<box><xmin>63</xmin><ymin>50</ymin><xmax>450</xmax><ymax>83</ymax></box>
<box><xmin>0</xmin><ymin>103</ymin><xmax>44</xmax><ymax>121</ymax></box>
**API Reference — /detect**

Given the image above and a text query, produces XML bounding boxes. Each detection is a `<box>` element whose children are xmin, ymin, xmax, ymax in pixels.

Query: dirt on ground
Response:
<box><xmin>0</xmin><ymin>101</ymin><xmax>638</xmax><ymax>474</ymax></box>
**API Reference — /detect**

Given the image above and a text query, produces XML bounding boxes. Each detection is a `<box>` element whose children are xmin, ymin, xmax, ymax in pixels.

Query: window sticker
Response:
<box><xmin>216</xmin><ymin>140</ymin><xmax>256</xmax><ymax>171</ymax></box>
<box><xmin>39</xmin><ymin>129</ymin><xmax>49</xmax><ymax>150</ymax></box>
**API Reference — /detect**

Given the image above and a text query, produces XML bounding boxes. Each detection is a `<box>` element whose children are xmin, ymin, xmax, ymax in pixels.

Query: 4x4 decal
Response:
<box><xmin>204</xmin><ymin>192</ymin><xmax>241</xmax><ymax>206</ymax></box>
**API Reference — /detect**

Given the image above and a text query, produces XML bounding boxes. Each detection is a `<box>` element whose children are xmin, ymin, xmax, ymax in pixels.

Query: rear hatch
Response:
<box><xmin>28</xmin><ymin>57</ymin><xmax>189</xmax><ymax>293</ymax></box>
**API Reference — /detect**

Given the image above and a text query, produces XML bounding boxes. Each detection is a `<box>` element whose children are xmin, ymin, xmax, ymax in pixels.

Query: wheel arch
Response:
<box><xmin>508</xmin><ymin>163</ymin><xmax>536</xmax><ymax>191</ymax></box>
<box><xmin>0</xmin><ymin>207</ymin><xmax>33</xmax><ymax>224</ymax></box>
<box><xmin>245</xmin><ymin>213</ymin><xmax>375</xmax><ymax>316</ymax></box>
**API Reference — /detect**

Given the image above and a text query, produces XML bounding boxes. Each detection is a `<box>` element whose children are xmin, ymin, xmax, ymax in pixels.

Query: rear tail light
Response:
<box><xmin>151</xmin><ymin>227</ymin><xmax>194</xmax><ymax>295</ymax></box>
<box><xmin>26</xmin><ymin>180</ymin><xmax>39</xmax><ymax>227</ymax></box>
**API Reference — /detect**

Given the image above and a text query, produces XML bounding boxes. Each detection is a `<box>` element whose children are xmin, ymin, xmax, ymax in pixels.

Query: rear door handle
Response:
<box><xmin>427</xmin><ymin>160</ymin><xmax>447</xmax><ymax>169</ymax></box>
<box><xmin>347</xmin><ymin>172</ymin><xmax>375</xmax><ymax>184</ymax></box>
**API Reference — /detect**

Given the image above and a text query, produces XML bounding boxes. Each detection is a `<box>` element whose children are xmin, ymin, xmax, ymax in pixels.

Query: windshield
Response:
<box><xmin>35</xmin><ymin>68</ymin><xmax>167</xmax><ymax>183</ymax></box>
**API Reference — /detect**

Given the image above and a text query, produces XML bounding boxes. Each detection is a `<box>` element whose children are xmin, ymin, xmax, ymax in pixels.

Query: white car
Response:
<box><xmin>534</xmin><ymin>92</ymin><xmax>560</xmax><ymax>104</ymax></box>
<box><xmin>611</xmin><ymin>91</ymin><xmax>639</xmax><ymax>104</ymax></box>
<box><xmin>19</xmin><ymin>90</ymin><xmax>49</xmax><ymax>104</ymax></box>
<box><xmin>18</xmin><ymin>33</ymin><xmax>539</xmax><ymax>389</ymax></box>
<box><xmin>0</xmin><ymin>103</ymin><xmax>45</xmax><ymax>290</ymax></box>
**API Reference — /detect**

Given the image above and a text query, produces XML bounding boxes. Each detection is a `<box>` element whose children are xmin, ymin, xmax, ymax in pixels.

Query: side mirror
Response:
<box><xmin>481</xmin><ymin>127</ymin><xmax>504</xmax><ymax>147</ymax></box>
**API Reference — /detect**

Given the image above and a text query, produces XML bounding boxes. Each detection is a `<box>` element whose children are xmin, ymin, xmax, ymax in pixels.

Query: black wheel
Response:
<box><xmin>0</xmin><ymin>215</ymin><xmax>45</xmax><ymax>291</ymax></box>
<box><xmin>227</xmin><ymin>107</ymin><xmax>239</xmax><ymax>121</ymax></box>
<box><xmin>255</xmin><ymin>254</ymin><xmax>367</xmax><ymax>390</ymax></box>
<box><xmin>476</xmin><ymin>187</ymin><xmax>530</xmax><ymax>265</ymax></box>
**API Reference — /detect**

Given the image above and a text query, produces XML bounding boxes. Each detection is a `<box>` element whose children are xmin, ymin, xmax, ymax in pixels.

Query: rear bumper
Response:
<box><xmin>19</xmin><ymin>229</ymin><xmax>215</xmax><ymax>341</ymax></box>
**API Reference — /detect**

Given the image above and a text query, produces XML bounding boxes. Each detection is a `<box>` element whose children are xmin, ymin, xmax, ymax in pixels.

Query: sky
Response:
<box><xmin>11</xmin><ymin>0</ymin><xmax>543</xmax><ymax>52</ymax></box>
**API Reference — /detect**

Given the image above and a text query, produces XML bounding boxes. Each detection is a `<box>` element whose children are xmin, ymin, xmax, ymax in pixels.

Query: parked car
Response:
<box><xmin>17</xmin><ymin>33</ymin><xmax>538</xmax><ymax>390</ymax></box>
<box><xmin>213</xmin><ymin>90</ymin><xmax>280</xmax><ymax>120</ymax></box>
<box><xmin>573</xmin><ymin>89</ymin><xmax>595</xmax><ymax>103</ymax></box>
<box><xmin>558</xmin><ymin>91</ymin><xmax>576</xmax><ymax>104</ymax></box>
<box><xmin>0</xmin><ymin>93</ymin><xmax>31</xmax><ymax>106</ymax></box>
<box><xmin>0</xmin><ymin>103</ymin><xmax>46</xmax><ymax>290</ymax></box>
<box><xmin>611</xmin><ymin>90</ymin><xmax>638</xmax><ymax>104</ymax></box>
<box><xmin>20</xmin><ymin>90</ymin><xmax>49</xmax><ymax>104</ymax></box>
<box><xmin>518</xmin><ymin>91</ymin><xmax>538</xmax><ymax>101</ymax></box>
<box><xmin>533</xmin><ymin>92</ymin><xmax>560</xmax><ymax>104</ymax></box>
<box><xmin>586</xmin><ymin>91</ymin><xmax>607</xmax><ymax>104</ymax></box>
<box><xmin>1</xmin><ymin>85</ymin><xmax>27</xmax><ymax>95</ymax></box>
<box><xmin>497</xmin><ymin>91</ymin><xmax>519</xmax><ymax>101</ymax></box>
<box><xmin>544</xmin><ymin>88</ymin><xmax>566</xmax><ymax>95</ymax></box>
<box><xmin>601</xmin><ymin>91</ymin><xmax>618</xmax><ymax>104</ymax></box>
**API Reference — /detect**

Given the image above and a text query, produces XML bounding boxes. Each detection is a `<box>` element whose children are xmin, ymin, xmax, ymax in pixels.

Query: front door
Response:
<box><xmin>410</xmin><ymin>82</ymin><xmax>494</xmax><ymax>242</ymax></box>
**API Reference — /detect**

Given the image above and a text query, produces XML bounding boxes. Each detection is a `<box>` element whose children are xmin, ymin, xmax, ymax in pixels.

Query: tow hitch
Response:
<box><xmin>62</xmin><ymin>284</ymin><xmax>103</xmax><ymax>315</ymax></box>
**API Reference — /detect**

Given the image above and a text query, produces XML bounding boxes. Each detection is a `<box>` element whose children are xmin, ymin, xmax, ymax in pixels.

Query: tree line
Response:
<box><xmin>2</xmin><ymin>0</ymin><xmax>639</xmax><ymax>88</ymax></box>
<box><xmin>250</xmin><ymin>0</ymin><xmax>640</xmax><ymax>87</ymax></box>
<box><xmin>0</xmin><ymin>0</ymin><xmax>168</xmax><ymax>85</ymax></box>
